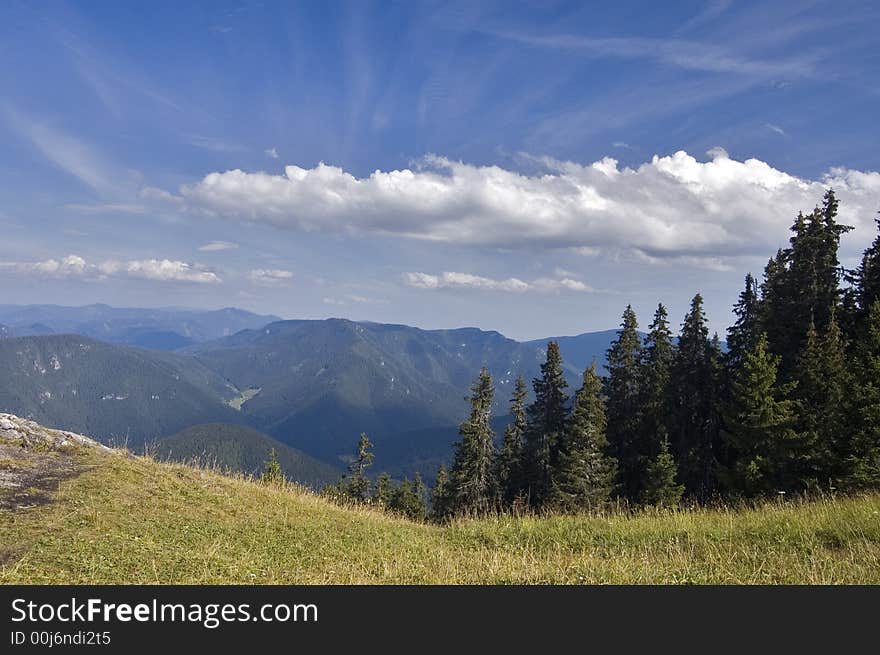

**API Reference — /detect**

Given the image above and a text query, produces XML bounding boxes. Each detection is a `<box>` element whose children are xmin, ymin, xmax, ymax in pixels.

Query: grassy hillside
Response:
<box><xmin>155</xmin><ymin>423</ymin><xmax>341</xmax><ymax>488</ymax></box>
<box><xmin>2</xmin><ymin>447</ymin><xmax>878</xmax><ymax>584</ymax></box>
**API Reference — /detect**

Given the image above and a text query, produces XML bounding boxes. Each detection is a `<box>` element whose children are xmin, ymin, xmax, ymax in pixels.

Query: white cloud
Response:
<box><xmin>65</xmin><ymin>203</ymin><xmax>148</xmax><ymax>214</ymax></box>
<box><xmin>403</xmin><ymin>271</ymin><xmax>594</xmax><ymax>294</ymax></box>
<box><xmin>765</xmin><ymin>123</ymin><xmax>787</xmax><ymax>136</ymax></box>
<box><xmin>169</xmin><ymin>151</ymin><xmax>880</xmax><ymax>259</ymax></box>
<box><xmin>198</xmin><ymin>240</ymin><xmax>238</xmax><ymax>251</ymax></box>
<box><xmin>247</xmin><ymin>268</ymin><xmax>293</xmax><ymax>287</ymax></box>
<box><xmin>0</xmin><ymin>254</ymin><xmax>220</xmax><ymax>284</ymax></box>
<box><xmin>265</xmin><ymin>148</ymin><xmax>279</xmax><ymax>159</ymax></box>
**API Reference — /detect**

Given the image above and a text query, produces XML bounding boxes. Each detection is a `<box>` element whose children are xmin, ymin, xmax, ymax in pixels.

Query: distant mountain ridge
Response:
<box><xmin>0</xmin><ymin>304</ymin><xmax>280</xmax><ymax>350</ymax></box>
<box><xmin>0</xmin><ymin>307</ymin><xmax>658</xmax><ymax>476</ymax></box>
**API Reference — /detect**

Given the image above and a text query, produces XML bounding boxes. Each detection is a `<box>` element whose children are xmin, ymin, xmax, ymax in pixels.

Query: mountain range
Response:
<box><xmin>0</xmin><ymin>304</ymin><xmax>639</xmax><ymax>483</ymax></box>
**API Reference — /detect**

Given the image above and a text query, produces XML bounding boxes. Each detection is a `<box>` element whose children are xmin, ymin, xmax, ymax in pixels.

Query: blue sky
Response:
<box><xmin>1</xmin><ymin>0</ymin><xmax>878</xmax><ymax>340</ymax></box>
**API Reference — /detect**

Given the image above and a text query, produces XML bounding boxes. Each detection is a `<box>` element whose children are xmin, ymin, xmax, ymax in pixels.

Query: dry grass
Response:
<box><xmin>1</xmin><ymin>450</ymin><xmax>878</xmax><ymax>584</ymax></box>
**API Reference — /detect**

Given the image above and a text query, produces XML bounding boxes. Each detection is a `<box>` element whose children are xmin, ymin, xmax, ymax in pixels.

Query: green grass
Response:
<box><xmin>1</xmin><ymin>450</ymin><xmax>879</xmax><ymax>584</ymax></box>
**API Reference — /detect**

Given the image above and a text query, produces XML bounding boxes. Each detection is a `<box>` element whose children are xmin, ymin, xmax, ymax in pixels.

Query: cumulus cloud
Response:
<box><xmin>247</xmin><ymin>268</ymin><xmax>293</xmax><ymax>287</ymax></box>
<box><xmin>0</xmin><ymin>254</ymin><xmax>220</xmax><ymax>284</ymax></box>
<box><xmin>168</xmin><ymin>152</ymin><xmax>880</xmax><ymax>259</ymax></box>
<box><xmin>403</xmin><ymin>271</ymin><xmax>594</xmax><ymax>294</ymax></box>
<box><xmin>198</xmin><ymin>240</ymin><xmax>238</xmax><ymax>251</ymax></box>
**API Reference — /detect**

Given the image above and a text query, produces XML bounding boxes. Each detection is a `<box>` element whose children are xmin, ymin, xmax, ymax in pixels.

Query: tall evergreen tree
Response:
<box><xmin>668</xmin><ymin>294</ymin><xmax>722</xmax><ymax>499</ymax></box>
<box><xmin>344</xmin><ymin>433</ymin><xmax>375</xmax><ymax>501</ymax></box>
<box><xmin>430</xmin><ymin>464</ymin><xmax>451</xmax><ymax>522</ymax></box>
<box><xmin>641</xmin><ymin>433</ymin><xmax>684</xmax><ymax>508</ymax></box>
<box><xmin>636</xmin><ymin>303</ymin><xmax>676</xmax><ymax>504</ymax></box>
<box><xmin>550</xmin><ymin>363</ymin><xmax>616</xmax><ymax>511</ymax></box>
<box><xmin>260</xmin><ymin>447</ymin><xmax>284</xmax><ymax>485</ymax></box>
<box><xmin>494</xmin><ymin>376</ymin><xmax>528</xmax><ymax>506</ymax></box>
<box><xmin>605</xmin><ymin>305</ymin><xmax>643</xmax><ymax>502</ymax></box>
<box><xmin>726</xmin><ymin>273</ymin><xmax>761</xmax><ymax>370</ymax></box>
<box><xmin>373</xmin><ymin>472</ymin><xmax>393</xmax><ymax>507</ymax></box>
<box><xmin>523</xmin><ymin>342</ymin><xmax>569</xmax><ymax>507</ymax></box>
<box><xmin>845</xmin><ymin>301</ymin><xmax>880</xmax><ymax>488</ymax></box>
<box><xmin>721</xmin><ymin>333</ymin><xmax>798</xmax><ymax>497</ymax></box>
<box><xmin>447</xmin><ymin>368</ymin><xmax>496</xmax><ymax>516</ymax></box>
<box><xmin>793</xmin><ymin>316</ymin><xmax>848</xmax><ymax>490</ymax></box>
<box><xmin>857</xmin><ymin>216</ymin><xmax>880</xmax><ymax>317</ymax></box>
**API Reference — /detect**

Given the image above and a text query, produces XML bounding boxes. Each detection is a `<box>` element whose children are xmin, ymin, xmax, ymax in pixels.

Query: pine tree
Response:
<box><xmin>605</xmin><ymin>305</ymin><xmax>643</xmax><ymax>502</ymax></box>
<box><xmin>845</xmin><ymin>301</ymin><xmax>880</xmax><ymax>488</ymax></box>
<box><xmin>721</xmin><ymin>333</ymin><xmax>798</xmax><ymax>497</ymax></box>
<box><xmin>638</xmin><ymin>304</ymin><xmax>676</xmax><ymax>497</ymax></box>
<box><xmin>389</xmin><ymin>474</ymin><xmax>428</xmax><ymax>521</ymax></box>
<box><xmin>447</xmin><ymin>368</ymin><xmax>496</xmax><ymax>516</ymax></box>
<box><xmin>344</xmin><ymin>433</ymin><xmax>374</xmax><ymax>501</ymax></box>
<box><xmin>726</xmin><ymin>273</ymin><xmax>761</xmax><ymax>370</ymax></box>
<box><xmin>641</xmin><ymin>434</ymin><xmax>684</xmax><ymax>508</ymax></box>
<box><xmin>523</xmin><ymin>342</ymin><xmax>569</xmax><ymax>507</ymax></box>
<box><xmin>260</xmin><ymin>447</ymin><xmax>284</xmax><ymax>484</ymax></box>
<box><xmin>794</xmin><ymin>316</ymin><xmax>848</xmax><ymax>490</ymax></box>
<box><xmin>430</xmin><ymin>464</ymin><xmax>451</xmax><ymax>521</ymax></box>
<box><xmin>668</xmin><ymin>294</ymin><xmax>721</xmax><ymax>499</ymax></box>
<box><xmin>550</xmin><ymin>363</ymin><xmax>616</xmax><ymax>511</ymax></box>
<box><xmin>373</xmin><ymin>472</ymin><xmax>393</xmax><ymax>507</ymax></box>
<box><xmin>494</xmin><ymin>376</ymin><xmax>527</xmax><ymax>506</ymax></box>
<box><xmin>857</xmin><ymin>216</ymin><xmax>880</xmax><ymax>317</ymax></box>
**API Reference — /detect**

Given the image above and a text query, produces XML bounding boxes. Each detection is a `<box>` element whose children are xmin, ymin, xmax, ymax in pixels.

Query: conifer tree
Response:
<box><xmin>721</xmin><ymin>333</ymin><xmax>798</xmax><ymax>496</ymax></box>
<box><xmin>390</xmin><ymin>474</ymin><xmax>428</xmax><ymax>521</ymax></box>
<box><xmin>447</xmin><ymin>368</ymin><xmax>496</xmax><ymax>516</ymax></box>
<box><xmin>845</xmin><ymin>301</ymin><xmax>880</xmax><ymax>488</ymax></box>
<box><xmin>726</xmin><ymin>273</ymin><xmax>761</xmax><ymax>370</ymax></box>
<box><xmin>494</xmin><ymin>376</ymin><xmax>528</xmax><ymax>506</ymax></box>
<box><xmin>794</xmin><ymin>316</ymin><xmax>848</xmax><ymax>490</ymax></box>
<box><xmin>260</xmin><ymin>447</ymin><xmax>284</xmax><ymax>485</ymax></box>
<box><xmin>344</xmin><ymin>433</ymin><xmax>374</xmax><ymax>501</ymax></box>
<box><xmin>857</xmin><ymin>216</ymin><xmax>880</xmax><ymax>317</ymax></box>
<box><xmin>430</xmin><ymin>464</ymin><xmax>451</xmax><ymax>521</ymax></box>
<box><xmin>550</xmin><ymin>363</ymin><xmax>616</xmax><ymax>511</ymax></box>
<box><xmin>523</xmin><ymin>342</ymin><xmax>569</xmax><ymax>507</ymax></box>
<box><xmin>605</xmin><ymin>305</ymin><xmax>643</xmax><ymax>501</ymax></box>
<box><xmin>641</xmin><ymin>434</ymin><xmax>684</xmax><ymax>508</ymax></box>
<box><xmin>668</xmin><ymin>294</ymin><xmax>721</xmax><ymax>499</ymax></box>
<box><xmin>373</xmin><ymin>472</ymin><xmax>393</xmax><ymax>507</ymax></box>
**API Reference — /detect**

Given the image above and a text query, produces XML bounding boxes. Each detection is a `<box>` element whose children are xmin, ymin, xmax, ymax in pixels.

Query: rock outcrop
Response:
<box><xmin>0</xmin><ymin>413</ymin><xmax>111</xmax><ymax>452</ymax></box>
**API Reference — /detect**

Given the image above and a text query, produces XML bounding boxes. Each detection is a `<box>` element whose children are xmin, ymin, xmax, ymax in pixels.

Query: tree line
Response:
<box><xmin>323</xmin><ymin>190</ymin><xmax>880</xmax><ymax>521</ymax></box>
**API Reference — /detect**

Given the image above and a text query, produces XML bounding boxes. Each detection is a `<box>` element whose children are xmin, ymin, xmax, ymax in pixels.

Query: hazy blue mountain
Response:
<box><xmin>0</xmin><ymin>334</ymin><xmax>245</xmax><ymax>446</ymax></box>
<box><xmin>186</xmin><ymin>318</ymin><xmax>600</xmax><ymax>467</ymax></box>
<box><xmin>0</xmin><ymin>304</ymin><xmax>280</xmax><ymax>350</ymax></box>
<box><xmin>155</xmin><ymin>423</ymin><xmax>340</xmax><ymax>488</ymax></box>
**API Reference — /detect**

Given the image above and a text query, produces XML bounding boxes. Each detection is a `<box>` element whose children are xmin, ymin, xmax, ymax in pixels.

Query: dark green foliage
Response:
<box><xmin>260</xmin><ymin>448</ymin><xmax>284</xmax><ymax>485</ymax></box>
<box><xmin>373</xmin><ymin>472</ymin><xmax>394</xmax><ymax>507</ymax></box>
<box><xmin>342</xmin><ymin>433</ymin><xmax>375</xmax><ymax>501</ymax></box>
<box><xmin>760</xmin><ymin>191</ymin><xmax>853</xmax><ymax>377</ymax></box>
<box><xmin>793</xmin><ymin>317</ymin><xmax>849</xmax><ymax>490</ymax></box>
<box><xmin>641</xmin><ymin>434</ymin><xmax>684</xmax><ymax>508</ymax></box>
<box><xmin>446</xmin><ymin>369</ymin><xmax>496</xmax><ymax>516</ymax></box>
<box><xmin>388</xmin><ymin>473</ymin><xmax>428</xmax><ymax>521</ymax></box>
<box><xmin>845</xmin><ymin>301</ymin><xmax>880</xmax><ymax>488</ymax></box>
<box><xmin>667</xmin><ymin>294</ymin><xmax>722</xmax><ymax>499</ymax></box>
<box><xmin>605</xmin><ymin>305</ymin><xmax>643</xmax><ymax>502</ymax></box>
<box><xmin>156</xmin><ymin>423</ymin><xmax>340</xmax><ymax>488</ymax></box>
<box><xmin>550</xmin><ymin>364</ymin><xmax>616</xmax><ymax>511</ymax></box>
<box><xmin>721</xmin><ymin>334</ymin><xmax>798</xmax><ymax>496</ymax></box>
<box><xmin>431</xmin><ymin>464</ymin><xmax>451</xmax><ymax>521</ymax></box>
<box><xmin>726</xmin><ymin>273</ymin><xmax>761</xmax><ymax>370</ymax></box>
<box><xmin>857</xmin><ymin>217</ymin><xmax>880</xmax><ymax>317</ymax></box>
<box><xmin>494</xmin><ymin>376</ymin><xmax>528</xmax><ymax>505</ymax></box>
<box><xmin>523</xmin><ymin>342</ymin><xmax>569</xmax><ymax>507</ymax></box>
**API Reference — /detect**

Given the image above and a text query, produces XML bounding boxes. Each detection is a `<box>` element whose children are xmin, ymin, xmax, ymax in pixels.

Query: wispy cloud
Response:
<box><xmin>183</xmin><ymin>134</ymin><xmax>247</xmax><ymax>153</ymax></box>
<box><xmin>65</xmin><ymin>203</ymin><xmax>147</xmax><ymax>214</ymax></box>
<box><xmin>403</xmin><ymin>271</ymin><xmax>595</xmax><ymax>294</ymax></box>
<box><xmin>247</xmin><ymin>268</ymin><xmax>293</xmax><ymax>287</ymax></box>
<box><xmin>265</xmin><ymin>148</ymin><xmax>279</xmax><ymax>159</ymax></box>
<box><xmin>0</xmin><ymin>254</ymin><xmax>221</xmax><ymax>284</ymax></box>
<box><xmin>198</xmin><ymin>240</ymin><xmax>238</xmax><ymax>252</ymax></box>
<box><xmin>764</xmin><ymin>123</ymin><xmax>787</xmax><ymax>136</ymax></box>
